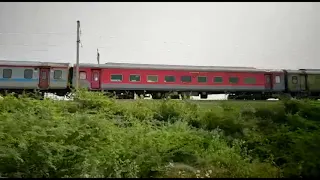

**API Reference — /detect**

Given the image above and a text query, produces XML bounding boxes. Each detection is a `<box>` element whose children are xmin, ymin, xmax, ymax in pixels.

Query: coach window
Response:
<box><xmin>275</xmin><ymin>76</ymin><xmax>281</xmax><ymax>84</ymax></box>
<box><xmin>111</xmin><ymin>74</ymin><xmax>123</xmax><ymax>82</ymax></box>
<box><xmin>214</xmin><ymin>77</ymin><xmax>223</xmax><ymax>83</ymax></box>
<box><xmin>79</xmin><ymin>71</ymin><xmax>87</xmax><ymax>80</ymax></box>
<box><xmin>244</xmin><ymin>77</ymin><xmax>256</xmax><ymax>84</ymax></box>
<box><xmin>54</xmin><ymin>70</ymin><xmax>62</xmax><ymax>79</ymax></box>
<box><xmin>229</xmin><ymin>77</ymin><xmax>239</xmax><ymax>84</ymax></box>
<box><xmin>130</xmin><ymin>74</ymin><xmax>141</xmax><ymax>82</ymax></box>
<box><xmin>93</xmin><ymin>72</ymin><xmax>99</xmax><ymax>81</ymax></box>
<box><xmin>197</xmin><ymin>76</ymin><xmax>207</xmax><ymax>83</ymax></box>
<box><xmin>147</xmin><ymin>75</ymin><xmax>158</xmax><ymax>82</ymax></box>
<box><xmin>3</xmin><ymin>69</ymin><xmax>12</xmax><ymax>78</ymax></box>
<box><xmin>165</xmin><ymin>76</ymin><xmax>175</xmax><ymax>82</ymax></box>
<box><xmin>181</xmin><ymin>76</ymin><xmax>192</xmax><ymax>82</ymax></box>
<box><xmin>41</xmin><ymin>71</ymin><xmax>47</xmax><ymax>80</ymax></box>
<box><xmin>24</xmin><ymin>69</ymin><xmax>33</xmax><ymax>79</ymax></box>
<box><xmin>292</xmin><ymin>76</ymin><xmax>298</xmax><ymax>84</ymax></box>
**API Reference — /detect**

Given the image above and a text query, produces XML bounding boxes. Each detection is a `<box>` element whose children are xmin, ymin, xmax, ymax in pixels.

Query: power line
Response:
<box><xmin>0</xmin><ymin>50</ymin><xmax>62</xmax><ymax>53</ymax></box>
<box><xmin>0</xmin><ymin>58</ymin><xmax>69</xmax><ymax>62</ymax></box>
<box><xmin>0</xmin><ymin>44</ymin><xmax>64</xmax><ymax>47</ymax></box>
<box><xmin>0</xmin><ymin>32</ymin><xmax>76</xmax><ymax>35</ymax></box>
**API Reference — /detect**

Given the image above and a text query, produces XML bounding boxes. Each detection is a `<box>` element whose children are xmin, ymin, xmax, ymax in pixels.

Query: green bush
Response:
<box><xmin>0</xmin><ymin>91</ymin><xmax>319</xmax><ymax>178</ymax></box>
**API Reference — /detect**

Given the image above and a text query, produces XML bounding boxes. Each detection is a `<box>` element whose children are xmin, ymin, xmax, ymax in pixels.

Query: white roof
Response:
<box><xmin>0</xmin><ymin>60</ymin><xmax>70</xmax><ymax>67</ymax></box>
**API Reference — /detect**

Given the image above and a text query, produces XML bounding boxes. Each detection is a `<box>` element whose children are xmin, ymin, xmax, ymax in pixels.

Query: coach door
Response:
<box><xmin>264</xmin><ymin>74</ymin><xmax>273</xmax><ymax>90</ymax></box>
<box><xmin>300</xmin><ymin>74</ymin><xmax>307</xmax><ymax>91</ymax></box>
<box><xmin>91</xmin><ymin>69</ymin><xmax>101</xmax><ymax>89</ymax></box>
<box><xmin>39</xmin><ymin>68</ymin><xmax>50</xmax><ymax>89</ymax></box>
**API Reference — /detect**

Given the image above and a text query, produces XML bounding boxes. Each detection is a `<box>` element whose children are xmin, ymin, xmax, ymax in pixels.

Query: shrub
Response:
<box><xmin>1</xmin><ymin>92</ymin><xmax>319</xmax><ymax>178</ymax></box>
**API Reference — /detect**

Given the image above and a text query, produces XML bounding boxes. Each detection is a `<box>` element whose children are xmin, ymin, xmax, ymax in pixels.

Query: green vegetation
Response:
<box><xmin>1</xmin><ymin>91</ymin><xmax>320</xmax><ymax>178</ymax></box>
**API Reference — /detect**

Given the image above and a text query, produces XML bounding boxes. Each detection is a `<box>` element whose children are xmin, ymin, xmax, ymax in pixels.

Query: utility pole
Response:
<box><xmin>75</xmin><ymin>20</ymin><xmax>80</xmax><ymax>90</ymax></box>
<box><xmin>97</xmin><ymin>48</ymin><xmax>100</xmax><ymax>64</ymax></box>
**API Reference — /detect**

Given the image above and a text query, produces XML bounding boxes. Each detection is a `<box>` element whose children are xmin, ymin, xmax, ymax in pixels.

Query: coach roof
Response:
<box><xmin>0</xmin><ymin>60</ymin><xmax>70</xmax><ymax>67</ymax></box>
<box><xmin>77</xmin><ymin>62</ymin><xmax>280</xmax><ymax>72</ymax></box>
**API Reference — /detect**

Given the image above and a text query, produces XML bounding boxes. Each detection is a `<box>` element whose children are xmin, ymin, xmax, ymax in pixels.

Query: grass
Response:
<box><xmin>0</xmin><ymin>90</ymin><xmax>320</xmax><ymax>178</ymax></box>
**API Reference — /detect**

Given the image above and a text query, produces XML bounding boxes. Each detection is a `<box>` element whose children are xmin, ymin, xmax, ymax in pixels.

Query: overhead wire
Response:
<box><xmin>0</xmin><ymin>32</ymin><xmax>77</xmax><ymax>35</ymax></box>
<box><xmin>0</xmin><ymin>31</ymin><xmax>78</xmax><ymax>48</ymax></box>
<box><xmin>0</xmin><ymin>31</ymin><xmax>77</xmax><ymax>61</ymax></box>
<box><xmin>0</xmin><ymin>44</ymin><xmax>63</xmax><ymax>47</ymax></box>
<box><xmin>0</xmin><ymin>21</ymin><xmax>85</xmax><ymax>65</ymax></box>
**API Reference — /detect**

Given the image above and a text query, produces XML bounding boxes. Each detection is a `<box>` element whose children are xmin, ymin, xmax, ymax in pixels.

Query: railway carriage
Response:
<box><xmin>0</xmin><ymin>60</ymin><xmax>70</xmax><ymax>96</ymax></box>
<box><xmin>73</xmin><ymin>63</ymin><xmax>285</xmax><ymax>99</ymax></box>
<box><xmin>303</xmin><ymin>69</ymin><xmax>320</xmax><ymax>98</ymax></box>
<box><xmin>284</xmin><ymin>69</ymin><xmax>308</xmax><ymax>97</ymax></box>
<box><xmin>283</xmin><ymin>69</ymin><xmax>320</xmax><ymax>99</ymax></box>
<box><xmin>0</xmin><ymin>60</ymin><xmax>318</xmax><ymax>100</ymax></box>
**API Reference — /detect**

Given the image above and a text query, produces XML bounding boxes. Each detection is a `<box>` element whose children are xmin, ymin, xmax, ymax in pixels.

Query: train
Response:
<box><xmin>0</xmin><ymin>60</ymin><xmax>319</xmax><ymax>100</ymax></box>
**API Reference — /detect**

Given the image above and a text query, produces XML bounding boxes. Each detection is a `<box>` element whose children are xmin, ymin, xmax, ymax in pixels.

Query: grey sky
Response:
<box><xmin>0</xmin><ymin>2</ymin><xmax>319</xmax><ymax>69</ymax></box>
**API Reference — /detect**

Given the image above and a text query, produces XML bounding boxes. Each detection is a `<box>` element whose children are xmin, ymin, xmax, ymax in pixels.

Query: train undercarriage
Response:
<box><xmin>1</xmin><ymin>88</ymin><xmax>319</xmax><ymax>101</ymax></box>
<box><xmin>101</xmin><ymin>90</ymin><xmax>279</xmax><ymax>100</ymax></box>
<box><xmin>105</xmin><ymin>90</ymin><xmax>320</xmax><ymax>100</ymax></box>
<box><xmin>0</xmin><ymin>89</ymin><xmax>70</xmax><ymax>100</ymax></box>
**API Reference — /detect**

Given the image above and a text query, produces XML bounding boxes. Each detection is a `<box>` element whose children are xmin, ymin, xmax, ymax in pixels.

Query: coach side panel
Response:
<box><xmin>0</xmin><ymin>66</ymin><xmax>39</xmax><ymax>89</ymax></box>
<box><xmin>49</xmin><ymin>68</ymin><xmax>69</xmax><ymax>89</ymax></box>
<box><xmin>305</xmin><ymin>73</ymin><xmax>320</xmax><ymax>93</ymax></box>
<box><xmin>271</xmin><ymin>72</ymin><xmax>285</xmax><ymax>92</ymax></box>
<box><xmin>99</xmin><ymin>68</ymin><xmax>266</xmax><ymax>92</ymax></box>
<box><xmin>72</xmin><ymin>67</ymin><xmax>91</xmax><ymax>89</ymax></box>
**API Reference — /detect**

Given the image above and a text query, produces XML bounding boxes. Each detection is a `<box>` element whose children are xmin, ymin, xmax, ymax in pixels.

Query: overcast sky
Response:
<box><xmin>0</xmin><ymin>2</ymin><xmax>319</xmax><ymax>69</ymax></box>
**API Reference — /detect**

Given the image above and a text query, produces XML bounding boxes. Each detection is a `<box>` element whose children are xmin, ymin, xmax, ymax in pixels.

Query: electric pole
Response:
<box><xmin>75</xmin><ymin>20</ymin><xmax>80</xmax><ymax>90</ymax></box>
<box><xmin>97</xmin><ymin>49</ymin><xmax>100</xmax><ymax>64</ymax></box>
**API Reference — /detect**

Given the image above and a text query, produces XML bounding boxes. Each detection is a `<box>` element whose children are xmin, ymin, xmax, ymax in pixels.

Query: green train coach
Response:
<box><xmin>284</xmin><ymin>69</ymin><xmax>320</xmax><ymax>99</ymax></box>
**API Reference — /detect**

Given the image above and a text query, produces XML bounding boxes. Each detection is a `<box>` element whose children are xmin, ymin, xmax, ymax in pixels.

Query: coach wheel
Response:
<box><xmin>169</xmin><ymin>94</ymin><xmax>180</xmax><ymax>99</ymax></box>
<box><xmin>200</xmin><ymin>94</ymin><xmax>208</xmax><ymax>99</ymax></box>
<box><xmin>151</xmin><ymin>93</ymin><xmax>160</xmax><ymax>99</ymax></box>
<box><xmin>228</xmin><ymin>94</ymin><xmax>236</xmax><ymax>100</ymax></box>
<box><xmin>152</xmin><ymin>92</ymin><xmax>165</xmax><ymax>99</ymax></box>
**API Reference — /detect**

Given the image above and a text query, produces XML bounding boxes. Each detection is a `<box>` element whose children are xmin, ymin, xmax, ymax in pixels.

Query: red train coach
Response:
<box><xmin>73</xmin><ymin>63</ymin><xmax>285</xmax><ymax>99</ymax></box>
